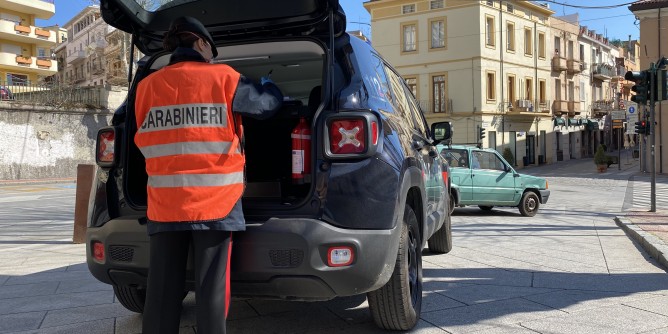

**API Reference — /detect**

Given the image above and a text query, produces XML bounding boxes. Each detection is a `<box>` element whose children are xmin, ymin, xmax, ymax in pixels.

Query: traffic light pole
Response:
<box><xmin>650</xmin><ymin>63</ymin><xmax>657</xmax><ymax>212</ymax></box>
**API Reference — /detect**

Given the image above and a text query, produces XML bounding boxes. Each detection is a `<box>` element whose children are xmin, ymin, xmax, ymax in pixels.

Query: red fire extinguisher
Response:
<box><xmin>291</xmin><ymin>117</ymin><xmax>311</xmax><ymax>184</ymax></box>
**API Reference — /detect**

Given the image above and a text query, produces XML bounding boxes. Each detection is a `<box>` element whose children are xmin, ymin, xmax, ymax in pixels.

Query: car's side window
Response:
<box><xmin>367</xmin><ymin>55</ymin><xmax>393</xmax><ymax>103</ymax></box>
<box><xmin>402</xmin><ymin>83</ymin><xmax>429</xmax><ymax>136</ymax></box>
<box><xmin>384</xmin><ymin>66</ymin><xmax>418</xmax><ymax>130</ymax></box>
<box><xmin>441</xmin><ymin>149</ymin><xmax>468</xmax><ymax>168</ymax></box>
<box><xmin>472</xmin><ymin>151</ymin><xmax>505</xmax><ymax>171</ymax></box>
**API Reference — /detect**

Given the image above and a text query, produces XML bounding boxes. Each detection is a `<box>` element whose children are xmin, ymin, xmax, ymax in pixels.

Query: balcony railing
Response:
<box><xmin>0</xmin><ymin>19</ymin><xmax>56</xmax><ymax>44</ymax></box>
<box><xmin>417</xmin><ymin>99</ymin><xmax>452</xmax><ymax>114</ymax></box>
<box><xmin>567</xmin><ymin>59</ymin><xmax>582</xmax><ymax>73</ymax></box>
<box><xmin>552</xmin><ymin>100</ymin><xmax>569</xmax><ymax>114</ymax></box>
<box><xmin>592</xmin><ymin>100</ymin><xmax>614</xmax><ymax>112</ymax></box>
<box><xmin>567</xmin><ymin>101</ymin><xmax>581</xmax><ymax>115</ymax></box>
<box><xmin>593</xmin><ymin>63</ymin><xmax>615</xmax><ymax>80</ymax></box>
<box><xmin>552</xmin><ymin>56</ymin><xmax>567</xmax><ymax>72</ymax></box>
<box><xmin>0</xmin><ymin>80</ymin><xmax>104</xmax><ymax>109</ymax></box>
<box><xmin>0</xmin><ymin>52</ymin><xmax>57</xmax><ymax>75</ymax></box>
<box><xmin>66</xmin><ymin>50</ymin><xmax>86</xmax><ymax>64</ymax></box>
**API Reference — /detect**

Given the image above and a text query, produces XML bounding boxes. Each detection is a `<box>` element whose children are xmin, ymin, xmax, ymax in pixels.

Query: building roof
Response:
<box><xmin>629</xmin><ymin>0</ymin><xmax>668</xmax><ymax>11</ymax></box>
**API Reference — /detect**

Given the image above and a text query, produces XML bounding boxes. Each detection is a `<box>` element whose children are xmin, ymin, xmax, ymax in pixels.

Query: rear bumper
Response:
<box><xmin>87</xmin><ymin>217</ymin><xmax>402</xmax><ymax>300</ymax></box>
<box><xmin>539</xmin><ymin>189</ymin><xmax>550</xmax><ymax>204</ymax></box>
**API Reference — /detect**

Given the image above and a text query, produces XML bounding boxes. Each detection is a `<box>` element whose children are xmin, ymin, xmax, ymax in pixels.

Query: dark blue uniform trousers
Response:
<box><xmin>142</xmin><ymin>230</ymin><xmax>232</xmax><ymax>334</ymax></box>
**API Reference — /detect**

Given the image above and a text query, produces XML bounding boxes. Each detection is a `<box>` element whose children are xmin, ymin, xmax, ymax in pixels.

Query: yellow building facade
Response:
<box><xmin>0</xmin><ymin>0</ymin><xmax>57</xmax><ymax>86</ymax></box>
<box><xmin>364</xmin><ymin>0</ymin><xmax>557</xmax><ymax>166</ymax></box>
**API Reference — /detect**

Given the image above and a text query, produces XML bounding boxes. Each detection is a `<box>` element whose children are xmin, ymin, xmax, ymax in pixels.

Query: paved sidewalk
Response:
<box><xmin>522</xmin><ymin>150</ymin><xmax>668</xmax><ymax>272</ymax></box>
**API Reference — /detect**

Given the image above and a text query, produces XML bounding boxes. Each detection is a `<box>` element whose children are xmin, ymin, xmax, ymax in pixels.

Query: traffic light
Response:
<box><xmin>626</xmin><ymin>70</ymin><xmax>650</xmax><ymax>105</ymax></box>
<box><xmin>478</xmin><ymin>126</ymin><xmax>486</xmax><ymax>141</ymax></box>
<box><xmin>657</xmin><ymin>69</ymin><xmax>668</xmax><ymax>101</ymax></box>
<box><xmin>646</xmin><ymin>122</ymin><xmax>651</xmax><ymax>135</ymax></box>
<box><xmin>635</xmin><ymin>121</ymin><xmax>646</xmax><ymax>134</ymax></box>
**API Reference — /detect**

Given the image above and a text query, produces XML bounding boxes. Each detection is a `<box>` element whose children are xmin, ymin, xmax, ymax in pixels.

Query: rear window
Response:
<box><xmin>440</xmin><ymin>149</ymin><xmax>468</xmax><ymax>168</ymax></box>
<box><xmin>134</xmin><ymin>0</ymin><xmax>196</xmax><ymax>11</ymax></box>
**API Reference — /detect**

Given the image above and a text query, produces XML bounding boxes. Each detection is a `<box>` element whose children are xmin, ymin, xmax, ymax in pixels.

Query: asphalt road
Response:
<box><xmin>2</xmin><ymin>158</ymin><xmax>668</xmax><ymax>333</ymax></box>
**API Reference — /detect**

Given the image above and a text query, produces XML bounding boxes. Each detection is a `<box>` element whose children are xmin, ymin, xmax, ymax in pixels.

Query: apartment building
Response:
<box><xmin>59</xmin><ymin>6</ymin><xmax>108</xmax><ymax>86</ymax></box>
<box><xmin>0</xmin><ymin>0</ymin><xmax>57</xmax><ymax>86</ymax></box>
<box><xmin>364</xmin><ymin>0</ymin><xmax>555</xmax><ymax>166</ymax></box>
<box><xmin>629</xmin><ymin>0</ymin><xmax>668</xmax><ymax>174</ymax></box>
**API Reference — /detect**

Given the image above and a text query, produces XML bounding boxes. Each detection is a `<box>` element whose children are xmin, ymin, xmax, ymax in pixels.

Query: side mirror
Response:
<box><xmin>431</xmin><ymin>121</ymin><xmax>452</xmax><ymax>145</ymax></box>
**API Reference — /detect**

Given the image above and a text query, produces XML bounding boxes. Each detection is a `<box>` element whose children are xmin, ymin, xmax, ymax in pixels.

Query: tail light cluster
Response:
<box><xmin>324</xmin><ymin>112</ymin><xmax>379</xmax><ymax>159</ymax></box>
<box><xmin>96</xmin><ymin>127</ymin><xmax>119</xmax><ymax>167</ymax></box>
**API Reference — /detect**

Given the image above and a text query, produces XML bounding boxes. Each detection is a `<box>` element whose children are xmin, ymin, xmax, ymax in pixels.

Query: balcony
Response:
<box><xmin>567</xmin><ymin>101</ymin><xmax>581</xmax><ymax>115</ymax></box>
<box><xmin>417</xmin><ymin>99</ymin><xmax>452</xmax><ymax>114</ymax></box>
<box><xmin>593</xmin><ymin>63</ymin><xmax>615</xmax><ymax>81</ymax></box>
<box><xmin>91</xmin><ymin>64</ymin><xmax>105</xmax><ymax>75</ymax></box>
<box><xmin>66</xmin><ymin>50</ymin><xmax>86</xmax><ymax>64</ymax></box>
<box><xmin>552</xmin><ymin>100</ymin><xmax>569</xmax><ymax>115</ymax></box>
<box><xmin>552</xmin><ymin>56</ymin><xmax>567</xmax><ymax>72</ymax></box>
<box><xmin>0</xmin><ymin>52</ymin><xmax>57</xmax><ymax>75</ymax></box>
<box><xmin>610</xmin><ymin>65</ymin><xmax>626</xmax><ymax>82</ymax></box>
<box><xmin>0</xmin><ymin>0</ymin><xmax>56</xmax><ymax>20</ymax></box>
<box><xmin>567</xmin><ymin>59</ymin><xmax>582</xmax><ymax>74</ymax></box>
<box><xmin>592</xmin><ymin>100</ymin><xmax>613</xmax><ymax>117</ymax></box>
<box><xmin>0</xmin><ymin>19</ymin><xmax>57</xmax><ymax>45</ymax></box>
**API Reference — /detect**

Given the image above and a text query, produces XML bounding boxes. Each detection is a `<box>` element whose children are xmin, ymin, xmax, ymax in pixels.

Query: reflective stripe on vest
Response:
<box><xmin>138</xmin><ymin>103</ymin><xmax>228</xmax><ymax>133</ymax></box>
<box><xmin>148</xmin><ymin>172</ymin><xmax>244</xmax><ymax>188</ymax></box>
<box><xmin>140</xmin><ymin>141</ymin><xmax>240</xmax><ymax>159</ymax></box>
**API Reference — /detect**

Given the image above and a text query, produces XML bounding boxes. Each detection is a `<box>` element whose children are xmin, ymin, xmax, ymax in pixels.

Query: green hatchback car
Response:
<box><xmin>437</xmin><ymin>145</ymin><xmax>549</xmax><ymax>217</ymax></box>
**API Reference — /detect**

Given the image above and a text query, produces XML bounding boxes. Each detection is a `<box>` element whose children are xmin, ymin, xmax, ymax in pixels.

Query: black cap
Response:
<box><xmin>169</xmin><ymin>16</ymin><xmax>217</xmax><ymax>58</ymax></box>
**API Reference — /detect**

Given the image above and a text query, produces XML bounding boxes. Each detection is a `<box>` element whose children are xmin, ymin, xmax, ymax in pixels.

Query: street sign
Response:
<box><xmin>611</xmin><ymin>110</ymin><xmax>626</xmax><ymax>120</ymax></box>
<box><xmin>627</xmin><ymin>114</ymin><xmax>639</xmax><ymax>134</ymax></box>
<box><xmin>612</xmin><ymin>119</ymin><xmax>624</xmax><ymax>129</ymax></box>
<box><xmin>628</xmin><ymin>106</ymin><xmax>636</xmax><ymax>114</ymax></box>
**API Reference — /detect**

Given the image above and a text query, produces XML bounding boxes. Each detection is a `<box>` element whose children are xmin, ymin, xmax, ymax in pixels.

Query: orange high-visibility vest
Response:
<box><xmin>134</xmin><ymin>61</ymin><xmax>244</xmax><ymax>223</ymax></box>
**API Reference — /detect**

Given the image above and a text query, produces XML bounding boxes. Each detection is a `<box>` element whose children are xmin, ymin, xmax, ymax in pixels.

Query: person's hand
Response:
<box><xmin>260</xmin><ymin>76</ymin><xmax>273</xmax><ymax>85</ymax></box>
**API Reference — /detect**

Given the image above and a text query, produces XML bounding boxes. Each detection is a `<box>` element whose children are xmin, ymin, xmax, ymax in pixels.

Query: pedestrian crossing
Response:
<box><xmin>626</xmin><ymin>175</ymin><xmax>668</xmax><ymax>210</ymax></box>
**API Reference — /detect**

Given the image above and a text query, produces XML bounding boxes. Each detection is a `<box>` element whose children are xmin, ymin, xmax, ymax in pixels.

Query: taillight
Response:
<box><xmin>92</xmin><ymin>241</ymin><xmax>105</xmax><ymax>262</ymax></box>
<box><xmin>442</xmin><ymin>171</ymin><xmax>448</xmax><ymax>187</ymax></box>
<box><xmin>330</xmin><ymin>119</ymin><xmax>366</xmax><ymax>154</ymax></box>
<box><xmin>96</xmin><ymin>127</ymin><xmax>117</xmax><ymax>167</ymax></box>
<box><xmin>325</xmin><ymin>113</ymin><xmax>379</xmax><ymax>159</ymax></box>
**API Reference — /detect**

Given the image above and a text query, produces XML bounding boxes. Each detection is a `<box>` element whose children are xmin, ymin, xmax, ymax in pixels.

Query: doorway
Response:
<box><xmin>526</xmin><ymin>135</ymin><xmax>536</xmax><ymax>165</ymax></box>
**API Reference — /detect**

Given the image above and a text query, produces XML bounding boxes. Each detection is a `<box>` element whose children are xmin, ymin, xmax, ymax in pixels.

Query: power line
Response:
<box><xmin>538</xmin><ymin>1</ymin><xmax>638</xmax><ymax>10</ymax></box>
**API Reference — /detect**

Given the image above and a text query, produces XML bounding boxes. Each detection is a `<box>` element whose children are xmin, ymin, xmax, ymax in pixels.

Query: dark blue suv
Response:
<box><xmin>88</xmin><ymin>0</ymin><xmax>452</xmax><ymax>330</ymax></box>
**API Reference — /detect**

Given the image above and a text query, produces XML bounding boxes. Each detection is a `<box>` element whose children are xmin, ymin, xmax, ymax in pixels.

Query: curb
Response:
<box><xmin>615</xmin><ymin>216</ymin><xmax>668</xmax><ymax>271</ymax></box>
<box><xmin>0</xmin><ymin>178</ymin><xmax>76</xmax><ymax>186</ymax></box>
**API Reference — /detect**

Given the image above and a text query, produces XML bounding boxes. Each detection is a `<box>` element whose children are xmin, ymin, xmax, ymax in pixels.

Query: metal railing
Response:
<box><xmin>0</xmin><ymin>80</ymin><xmax>105</xmax><ymax>109</ymax></box>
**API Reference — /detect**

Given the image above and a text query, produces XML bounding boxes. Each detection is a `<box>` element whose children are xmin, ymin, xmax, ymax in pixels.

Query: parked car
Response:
<box><xmin>437</xmin><ymin>144</ymin><xmax>550</xmax><ymax>217</ymax></box>
<box><xmin>87</xmin><ymin>0</ymin><xmax>453</xmax><ymax>330</ymax></box>
<box><xmin>0</xmin><ymin>86</ymin><xmax>14</xmax><ymax>100</ymax></box>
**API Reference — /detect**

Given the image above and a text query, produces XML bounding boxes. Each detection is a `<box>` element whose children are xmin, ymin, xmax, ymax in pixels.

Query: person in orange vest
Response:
<box><xmin>134</xmin><ymin>16</ymin><xmax>283</xmax><ymax>334</ymax></box>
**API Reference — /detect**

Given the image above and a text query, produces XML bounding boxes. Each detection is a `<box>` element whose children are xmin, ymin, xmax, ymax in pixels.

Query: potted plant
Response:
<box><xmin>594</xmin><ymin>144</ymin><xmax>607</xmax><ymax>172</ymax></box>
<box><xmin>502</xmin><ymin>147</ymin><xmax>515</xmax><ymax>166</ymax></box>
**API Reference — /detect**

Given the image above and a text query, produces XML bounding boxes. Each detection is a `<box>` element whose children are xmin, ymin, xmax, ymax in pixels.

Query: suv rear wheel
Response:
<box><xmin>427</xmin><ymin>212</ymin><xmax>452</xmax><ymax>254</ymax></box>
<box><xmin>113</xmin><ymin>285</ymin><xmax>146</xmax><ymax>313</ymax></box>
<box><xmin>367</xmin><ymin>205</ymin><xmax>422</xmax><ymax>330</ymax></box>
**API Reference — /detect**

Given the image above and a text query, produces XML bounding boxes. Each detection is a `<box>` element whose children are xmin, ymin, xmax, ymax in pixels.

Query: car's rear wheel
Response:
<box><xmin>428</xmin><ymin>211</ymin><xmax>452</xmax><ymax>254</ymax></box>
<box><xmin>367</xmin><ymin>205</ymin><xmax>422</xmax><ymax>331</ymax></box>
<box><xmin>479</xmin><ymin>205</ymin><xmax>494</xmax><ymax>211</ymax></box>
<box><xmin>519</xmin><ymin>191</ymin><xmax>540</xmax><ymax>217</ymax></box>
<box><xmin>113</xmin><ymin>285</ymin><xmax>146</xmax><ymax>313</ymax></box>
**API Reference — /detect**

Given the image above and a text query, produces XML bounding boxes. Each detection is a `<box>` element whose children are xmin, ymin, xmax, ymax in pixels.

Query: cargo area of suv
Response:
<box><xmin>125</xmin><ymin>40</ymin><xmax>326</xmax><ymax>210</ymax></box>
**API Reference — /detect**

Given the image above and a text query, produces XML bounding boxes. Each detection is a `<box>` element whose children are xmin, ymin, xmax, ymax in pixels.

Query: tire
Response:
<box><xmin>113</xmin><ymin>285</ymin><xmax>146</xmax><ymax>313</ymax></box>
<box><xmin>518</xmin><ymin>191</ymin><xmax>540</xmax><ymax>217</ymax></box>
<box><xmin>449</xmin><ymin>191</ymin><xmax>456</xmax><ymax>215</ymax></box>
<box><xmin>478</xmin><ymin>205</ymin><xmax>494</xmax><ymax>211</ymax></box>
<box><xmin>428</xmin><ymin>211</ymin><xmax>452</xmax><ymax>254</ymax></box>
<box><xmin>367</xmin><ymin>205</ymin><xmax>423</xmax><ymax>331</ymax></box>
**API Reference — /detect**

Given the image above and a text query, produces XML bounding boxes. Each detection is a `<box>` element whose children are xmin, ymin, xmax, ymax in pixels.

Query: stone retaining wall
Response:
<box><xmin>0</xmin><ymin>102</ymin><xmax>114</xmax><ymax>181</ymax></box>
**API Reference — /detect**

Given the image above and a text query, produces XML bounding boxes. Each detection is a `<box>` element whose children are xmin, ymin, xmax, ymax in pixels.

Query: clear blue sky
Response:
<box><xmin>37</xmin><ymin>0</ymin><xmax>637</xmax><ymax>42</ymax></box>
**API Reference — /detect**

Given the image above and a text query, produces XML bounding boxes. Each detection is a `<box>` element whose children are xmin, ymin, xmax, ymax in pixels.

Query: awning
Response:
<box><xmin>568</xmin><ymin>118</ymin><xmax>579</xmax><ymax>126</ymax></box>
<box><xmin>587</xmin><ymin>120</ymin><xmax>600</xmax><ymax>131</ymax></box>
<box><xmin>554</xmin><ymin>118</ymin><xmax>566</xmax><ymax>127</ymax></box>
